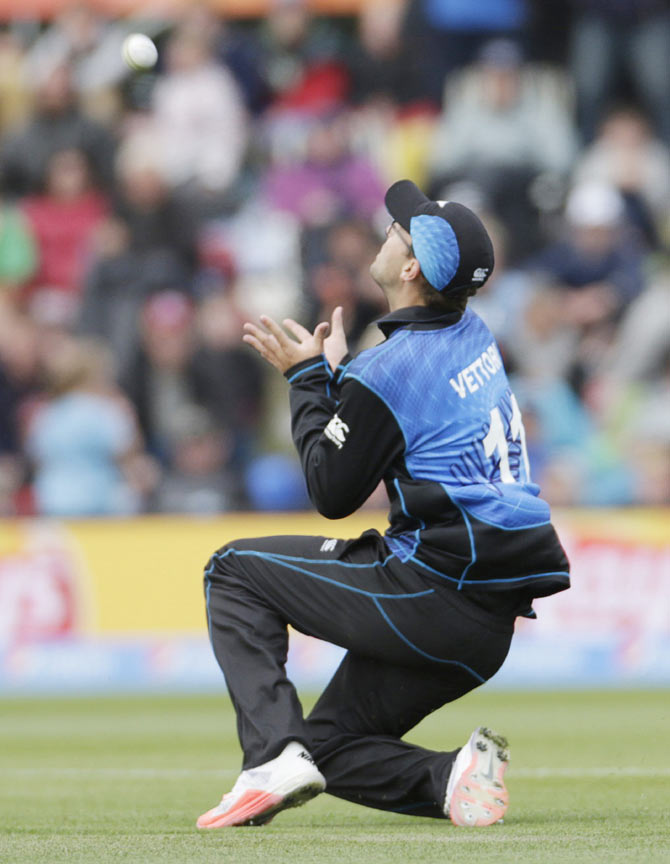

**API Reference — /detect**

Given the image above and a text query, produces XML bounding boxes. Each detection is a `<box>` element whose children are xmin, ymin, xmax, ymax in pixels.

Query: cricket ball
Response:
<box><xmin>122</xmin><ymin>33</ymin><xmax>158</xmax><ymax>71</ymax></box>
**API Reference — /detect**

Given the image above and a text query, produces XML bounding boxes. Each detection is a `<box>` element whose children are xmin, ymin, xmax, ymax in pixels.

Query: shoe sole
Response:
<box><xmin>197</xmin><ymin>780</ymin><xmax>324</xmax><ymax>829</ymax></box>
<box><xmin>243</xmin><ymin>781</ymin><xmax>325</xmax><ymax>826</ymax></box>
<box><xmin>449</xmin><ymin>727</ymin><xmax>510</xmax><ymax>827</ymax></box>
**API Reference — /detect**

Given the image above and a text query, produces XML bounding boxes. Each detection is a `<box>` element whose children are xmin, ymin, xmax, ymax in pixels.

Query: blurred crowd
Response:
<box><xmin>0</xmin><ymin>0</ymin><xmax>668</xmax><ymax>517</ymax></box>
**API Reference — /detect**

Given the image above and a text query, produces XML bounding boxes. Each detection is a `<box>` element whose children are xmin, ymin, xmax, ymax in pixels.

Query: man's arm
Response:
<box><xmin>286</xmin><ymin>360</ymin><xmax>404</xmax><ymax>519</ymax></box>
<box><xmin>242</xmin><ymin>309</ymin><xmax>404</xmax><ymax>519</ymax></box>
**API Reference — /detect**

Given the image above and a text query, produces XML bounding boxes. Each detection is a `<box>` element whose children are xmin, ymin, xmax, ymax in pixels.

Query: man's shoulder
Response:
<box><xmin>343</xmin><ymin>329</ymin><xmax>417</xmax><ymax>385</ymax></box>
<box><xmin>346</xmin><ymin>310</ymin><xmax>490</xmax><ymax>377</ymax></box>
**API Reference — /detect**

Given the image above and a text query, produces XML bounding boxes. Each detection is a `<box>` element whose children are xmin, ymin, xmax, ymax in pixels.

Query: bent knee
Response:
<box><xmin>203</xmin><ymin>538</ymin><xmax>255</xmax><ymax>586</ymax></box>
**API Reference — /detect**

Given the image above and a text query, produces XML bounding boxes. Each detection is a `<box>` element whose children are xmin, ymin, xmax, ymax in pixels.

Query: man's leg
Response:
<box><xmin>203</xmin><ymin>530</ymin><xmax>412</xmax><ymax>769</ymax></box>
<box><xmin>201</xmin><ymin>530</ymin><xmax>513</xmax><ymax>823</ymax></box>
<box><xmin>305</xmin><ymin>653</ymin><xmax>478</xmax><ymax>818</ymax></box>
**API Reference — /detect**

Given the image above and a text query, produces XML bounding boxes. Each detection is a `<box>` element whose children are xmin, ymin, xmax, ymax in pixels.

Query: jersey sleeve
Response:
<box><xmin>285</xmin><ymin>354</ymin><xmax>405</xmax><ymax>519</ymax></box>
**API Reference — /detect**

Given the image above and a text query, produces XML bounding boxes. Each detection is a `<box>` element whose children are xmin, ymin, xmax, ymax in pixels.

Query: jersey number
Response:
<box><xmin>482</xmin><ymin>394</ymin><xmax>530</xmax><ymax>483</ymax></box>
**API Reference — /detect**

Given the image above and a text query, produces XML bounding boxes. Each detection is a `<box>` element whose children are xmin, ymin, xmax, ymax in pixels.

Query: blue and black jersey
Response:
<box><xmin>285</xmin><ymin>305</ymin><xmax>569</xmax><ymax>605</ymax></box>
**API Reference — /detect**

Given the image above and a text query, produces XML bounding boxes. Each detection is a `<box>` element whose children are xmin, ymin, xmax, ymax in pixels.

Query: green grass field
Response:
<box><xmin>1</xmin><ymin>689</ymin><xmax>669</xmax><ymax>864</ymax></box>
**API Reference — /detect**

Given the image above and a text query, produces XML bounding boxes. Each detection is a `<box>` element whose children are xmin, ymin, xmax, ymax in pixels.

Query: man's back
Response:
<box><xmin>344</xmin><ymin>308</ymin><xmax>547</xmax><ymax>525</ymax></box>
<box><xmin>342</xmin><ymin>308</ymin><xmax>568</xmax><ymax>595</ymax></box>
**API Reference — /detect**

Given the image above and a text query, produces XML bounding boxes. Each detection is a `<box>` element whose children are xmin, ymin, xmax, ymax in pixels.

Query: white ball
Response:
<box><xmin>122</xmin><ymin>33</ymin><xmax>158</xmax><ymax>71</ymax></box>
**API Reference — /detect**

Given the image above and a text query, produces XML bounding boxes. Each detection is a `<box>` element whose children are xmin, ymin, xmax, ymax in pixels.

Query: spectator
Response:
<box><xmin>589</xmin><ymin>270</ymin><xmax>670</xmax><ymax>505</ymax></box>
<box><xmin>0</xmin><ymin>187</ymin><xmax>37</xmax><ymax>297</ymax></box>
<box><xmin>516</xmin><ymin>287</ymin><xmax>588</xmax><ymax>388</ymax></box>
<box><xmin>574</xmin><ymin>106</ymin><xmax>670</xmax><ymax>247</ymax></box>
<box><xmin>602</xmin><ymin>271</ymin><xmax>670</xmax><ymax>386</ymax></box>
<box><xmin>0</xmin><ymin>61</ymin><xmax>116</xmax><ymax>196</ymax></box>
<box><xmin>527</xmin><ymin>180</ymin><xmax>648</xmax><ymax>400</ymax></box>
<box><xmin>206</xmin><ymin>199</ymin><xmax>303</xmax><ymax>324</ymax></box>
<box><xmin>347</xmin><ymin>0</ymin><xmax>424</xmax><ymax>107</ymax></box>
<box><xmin>175</xmin><ymin>4</ymin><xmax>272</xmax><ymax>115</ymax></box>
<box><xmin>256</xmin><ymin>0</ymin><xmax>349</xmax><ymax>167</ymax></box>
<box><xmin>512</xmin><ymin>376</ymin><xmax>634</xmax><ymax>506</ymax></box>
<box><xmin>530</xmin><ymin>181</ymin><xmax>646</xmax><ymax>325</ymax></box>
<box><xmin>113</xmin><ymin>129</ymin><xmax>198</xmax><ymax>272</ymax></box>
<box><xmin>428</xmin><ymin>39</ymin><xmax>578</xmax><ymax>259</ymax></box>
<box><xmin>264</xmin><ymin>108</ymin><xmax>385</xmax><ymax>226</ymax></box>
<box><xmin>77</xmin><ymin>130</ymin><xmax>199</xmax><ymax>366</ymax></box>
<box><xmin>0</xmin><ymin>305</ymin><xmax>42</xmax><ymax>514</ymax></box>
<box><xmin>569</xmin><ymin>0</ymin><xmax>670</xmax><ymax>144</ymax></box>
<box><xmin>150</xmin><ymin>404</ymin><xmax>242</xmax><ymax>514</ymax></box>
<box><xmin>25</xmin><ymin>336</ymin><xmax>151</xmax><ymax>516</ymax></box>
<box><xmin>301</xmin><ymin>218</ymin><xmax>387</xmax><ymax>347</ymax></box>
<box><xmin>122</xmin><ymin>291</ymin><xmax>203</xmax><ymax>462</ymax></box>
<box><xmin>191</xmin><ymin>284</ymin><xmax>266</xmax><ymax>471</ymax></box>
<box><xmin>21</xmin><ymin>4</ymin><xmax>141</xmax><ymax>121</ymax></box>
<box><xmin>0</xmin><ymin>0</ymin><xmax>664</xmax><ymax>516</ymax></box>
<box><xmin>19</xmin><ymin>147</ymin><xmax>108</xmax><ymax>323</ymax></box>
<box><xmin>414</xmin><ymin>0</ymin><xmax>530</xmax><ymax>102</ymax></box>
<box><xmin>150</xmin><ymin>22</ymin><xmax>248</xmax><ymax>199</ymax></box>
<box><xmin>259</xmin><ymin>0</ymin><xmax>347</xmax><ymax>113</ymax></box>
<box><xmin>468</xmin><ymin>214</ymin><xmax>534</xmax><ymax>356</ymax></box>
<box><xmin>345</xmin><ymin>1</ymin><xmax>439</xmax><ymax>189</ymax></box>
<box><xmin>0</xmin><ymin>29</ymin><xmax>32</xmax><ymax>135</ymax></box>
<box><xmin>78</xmin><ymin>215</ymin><xmax>184</xmax><ymax>376</ymax></box>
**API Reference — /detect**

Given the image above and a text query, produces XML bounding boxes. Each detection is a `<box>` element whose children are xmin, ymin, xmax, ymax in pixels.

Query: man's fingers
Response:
<box><xmin>242</xmin><ymin>333</ymin><xmax>282</xmax><ymax>370</ymax></box>
<box><xmin>312</xmin><ymin>321</ymin><xmax>330</xmax><ymax>350</ymax></box>
<box><xmin>243</xmin><ymin>321</ymin><xmax>275</xmax><ymax>340</ymax></box>
<box><xmin>260</xmin><ymin>315</ymin><xmax>292</xmax><ymax>348</ymax></box>
<box><xmin>331</xmin><ymin>305</ymin><xmax>344</xmax><ymax>332</ymax></box>
<box><xmin>244</xmin><ymin>321</ymin><xmax>282</xmax><ymax>354</ymax></box>
<box><xmin>242</xmin><ymin>322</ymin><xmax>282</xmax><ymax>363</ymax></box>
<box><xmin>243</xmin><ymin>315</ymin><xmax>329</xmax><ymax>373</ymax></box>
<box><xmin>283</xmin><ymin>318</ymin><xmax>312</xmax><ymax>341</ymax></box>
<box><xmin>242</xmin><ymin>331</ymin><xmax>272</xmax><ymax>359</ymax></box>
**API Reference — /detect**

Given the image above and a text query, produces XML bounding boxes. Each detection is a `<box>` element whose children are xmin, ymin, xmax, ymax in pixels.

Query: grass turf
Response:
<box><xmin>1</xmin><ymin>689</ymin><xmax>668</xmax><ymax>863</ymax></box>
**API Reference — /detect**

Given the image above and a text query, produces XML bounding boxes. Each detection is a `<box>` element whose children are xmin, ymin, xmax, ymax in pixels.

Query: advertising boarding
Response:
<box><xmin>0</xmin><ymin>510</ymin><xmax>668</xmax><ymax>691</ymax></box>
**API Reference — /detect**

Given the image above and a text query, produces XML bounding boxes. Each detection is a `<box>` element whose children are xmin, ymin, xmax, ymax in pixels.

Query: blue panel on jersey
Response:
<box><xmin>445</xmin><ymin>481</ymin><xmax>550</xmax><ymax>529</ymax></box>
<box><xmin>344</xmin><ymin>309</ymin><xmax>550</xmax><ymax>530</ymax></box>
<box><xmin>410</xmin><ymin>214</ymin><xmax>460</xmax><ymax>292</ymax></box>
<box><xmin>384</xmin><ymin>533</ymin><xmax>418</xmax><ymax>563</ymax></box>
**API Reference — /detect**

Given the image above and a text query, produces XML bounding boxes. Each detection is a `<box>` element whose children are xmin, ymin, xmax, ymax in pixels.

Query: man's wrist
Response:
<box><xmin>284</xmin><ymin>355</ymin><xmax>332</xmax><ymax>384</ymax></box>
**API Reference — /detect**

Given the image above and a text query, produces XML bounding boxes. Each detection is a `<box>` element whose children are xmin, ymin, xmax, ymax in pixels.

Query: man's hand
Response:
<box><xmin>243</xmin><ymin>315</ymin><xmax>330</xmax><ymax>373</ymax></box>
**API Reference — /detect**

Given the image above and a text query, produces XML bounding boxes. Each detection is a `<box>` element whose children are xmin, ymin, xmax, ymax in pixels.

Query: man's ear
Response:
<box><xmin>400</xmin><ymin>257</ymin><xmax>422</xmax><ymax>283</ymax></box>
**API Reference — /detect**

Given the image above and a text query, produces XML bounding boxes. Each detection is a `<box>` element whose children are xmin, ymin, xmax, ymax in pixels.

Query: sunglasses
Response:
<box><xmin>385</xmin><ymin>221</ymin><xmax>414</xmax><ymax>254</ymax></box>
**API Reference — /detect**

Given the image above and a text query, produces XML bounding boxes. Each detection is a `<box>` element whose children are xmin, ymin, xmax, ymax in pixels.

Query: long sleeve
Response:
<box><xmin>285</xmin><ymin>355</ymin><xmax>405</xmax><ymax>519</ymax></box>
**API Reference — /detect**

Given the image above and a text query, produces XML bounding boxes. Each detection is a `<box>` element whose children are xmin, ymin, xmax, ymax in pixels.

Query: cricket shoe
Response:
<box><xmin>444</xmin><ymin>726</ymin><xmax>510</xmax><ymax>827</ymax></box>
<box><xmin>196</xmin><ymin>741</ymin><xmax>326</xmax><ymax>829</ymax></box>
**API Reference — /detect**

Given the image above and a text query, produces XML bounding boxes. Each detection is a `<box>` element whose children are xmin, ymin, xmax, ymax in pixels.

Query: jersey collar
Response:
<box><xmin>376</xmin><ymin>305</ymin><xmax>465</xmax><ymax>337</ymax></box>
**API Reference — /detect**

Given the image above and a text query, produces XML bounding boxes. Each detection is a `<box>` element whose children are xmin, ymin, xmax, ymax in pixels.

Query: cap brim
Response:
<box><xmin>385</xmin><ymin>180</ymin><xmax>430</xmax><ymax>232</ymax></box>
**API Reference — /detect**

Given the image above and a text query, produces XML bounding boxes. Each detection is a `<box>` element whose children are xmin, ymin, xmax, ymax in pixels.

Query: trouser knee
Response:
<box><xmin>204</xmin><ymin>539</ymin><xmax>247</xmax><ymax>577</ymax></box>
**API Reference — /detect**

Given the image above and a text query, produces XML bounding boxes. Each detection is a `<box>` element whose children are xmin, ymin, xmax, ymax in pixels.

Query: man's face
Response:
<box><xmin>369</xmin><ymin>221</ymin><xmax>413</xmax><ymax>291</ymax></box>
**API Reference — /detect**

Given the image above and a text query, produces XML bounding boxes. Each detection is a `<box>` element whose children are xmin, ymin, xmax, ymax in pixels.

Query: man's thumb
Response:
<box><xmin>314</xmin><ymin>321</ymin><xmax>329</xmax><ymax>348</ymax></box>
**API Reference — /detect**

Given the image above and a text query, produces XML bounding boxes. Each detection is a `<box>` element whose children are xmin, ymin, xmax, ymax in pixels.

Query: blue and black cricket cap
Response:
<box><xmin>385</xmin><ymin>180</ymin><xmax>494</xmax><ymax>295</ymax></box>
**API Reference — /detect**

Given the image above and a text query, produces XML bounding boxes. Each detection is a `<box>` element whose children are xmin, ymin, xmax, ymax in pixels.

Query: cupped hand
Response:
<box><xmin>243</xmin><ymin>315</ymin><xmax>330</xmax><ymax>373</ymax></box>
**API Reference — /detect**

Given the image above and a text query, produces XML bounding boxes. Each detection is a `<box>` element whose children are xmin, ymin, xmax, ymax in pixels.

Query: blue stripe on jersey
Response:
<box><xmin>393</xmin><ymin>478</ymin><xmax>424</xmax><ymax>557</ymax></box>
<box><xmin>287</xmin><ymin>360</ymin><xmax>324</xmax><ymax>382</ymax></box>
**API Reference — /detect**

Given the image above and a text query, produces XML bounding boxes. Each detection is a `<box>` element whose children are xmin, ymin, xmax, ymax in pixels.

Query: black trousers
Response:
<box><xmin>204</xmin><ymin>529</ymin><xmax>514</xmax><ymax>819</ymax></box>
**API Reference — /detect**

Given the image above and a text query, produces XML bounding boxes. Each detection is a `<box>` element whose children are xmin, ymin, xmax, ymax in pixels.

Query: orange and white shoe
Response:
<box><xmin>196</xmin><ymin>742</ymin><xmax>326</xmax><ymax>829</ymax></box>
<box><xmin>444</xmin><ymin>727</ymin><xmax>510</xmax><ymax>827</ymax></box>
